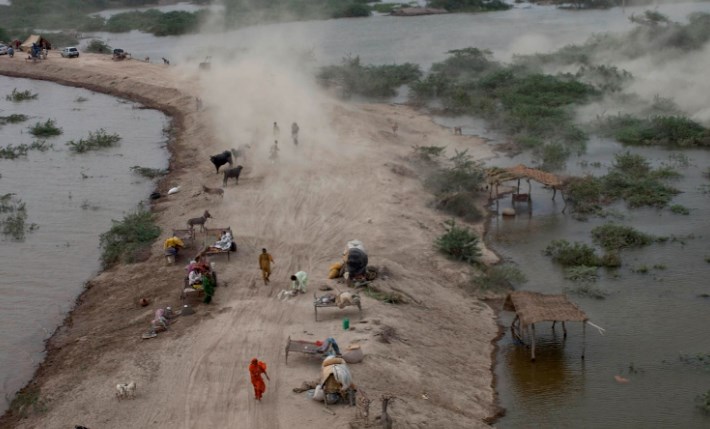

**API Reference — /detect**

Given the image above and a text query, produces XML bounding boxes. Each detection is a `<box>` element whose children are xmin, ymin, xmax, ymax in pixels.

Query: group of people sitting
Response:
<box><xmin>186</xmin><ymin>256</ymin><xmax>216</xmax><ymax>303</ymax></box>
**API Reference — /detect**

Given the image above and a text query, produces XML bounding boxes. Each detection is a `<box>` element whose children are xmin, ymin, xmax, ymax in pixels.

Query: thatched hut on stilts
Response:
<box><xmin>504</xmin><ymin>291</ymin><xmax>592</xmax><ymax>362</ymax></box>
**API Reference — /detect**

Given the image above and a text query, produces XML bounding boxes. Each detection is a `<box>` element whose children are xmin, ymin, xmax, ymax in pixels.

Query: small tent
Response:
<box><xmin>20</xmin><ymin>35</ymin><xmax>51</xmax><ymax>52</ymax></box>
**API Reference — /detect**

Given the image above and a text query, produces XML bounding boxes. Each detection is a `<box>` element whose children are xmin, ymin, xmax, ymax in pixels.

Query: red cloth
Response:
<box><xmin>249</xmin><ymin>360</ymin><xmax>268</xmax><ymax>400</ymax></box>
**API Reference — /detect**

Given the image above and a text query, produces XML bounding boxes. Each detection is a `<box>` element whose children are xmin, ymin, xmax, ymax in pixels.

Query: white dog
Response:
<box><xmin>116</xmin><ymin>382</ymin><xmax>136</xmax><ymax>400</ymax></box>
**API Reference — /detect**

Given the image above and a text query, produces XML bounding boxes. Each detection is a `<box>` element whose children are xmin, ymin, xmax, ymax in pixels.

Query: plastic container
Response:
<box><xmin>343</xmin><ymin>317</ymin><xmax>350</xmax><ymax>330</ymax></box>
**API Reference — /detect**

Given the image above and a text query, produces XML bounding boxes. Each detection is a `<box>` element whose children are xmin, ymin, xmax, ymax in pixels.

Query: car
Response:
<box><xmin>61</xmin><ymin>47</ymin><xmax>79</xmax><ymax>58</ymax></box>
<box><xmin>0</xmin><ymin>44</ymin><xmax>8</xmax><ymax>55</ymax></box>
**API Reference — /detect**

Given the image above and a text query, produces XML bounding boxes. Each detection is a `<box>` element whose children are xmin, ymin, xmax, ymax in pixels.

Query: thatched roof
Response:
<box><xmin>504</xmin><ymin>291</ymin><xmax>587</xmax><ymax>326</ymax></box>
<box><xmin>486</xmin><ymin>164</ymin><xmax>564</xmax><ymax>188</ymax></box>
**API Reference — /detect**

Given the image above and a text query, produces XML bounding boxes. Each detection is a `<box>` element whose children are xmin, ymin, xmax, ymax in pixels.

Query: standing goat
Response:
<box><xmin>187</xmin><ymin>210</ymin><xmax>212</xmax><ymax>231</ymax></box>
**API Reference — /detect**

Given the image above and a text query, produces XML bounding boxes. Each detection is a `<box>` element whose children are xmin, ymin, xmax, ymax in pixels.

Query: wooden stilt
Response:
<box><xmin>562</xmin><ymin>321</ymin><xmax>567</xmax><ymax>338</ymax></box>
<box><xmin>552</xmin><ymin>320</ymin><xmax>557</xmax><ymax>330</ymax></box>
<box><xmin>582</xmin><ymin>322</ymin><xmax>586</xmax><ymax>360</ymax></box>
<box><xmin>530</xmin><ymin>323</ymin><xmax>535</xmax><ymax>362</ymax></box>
<box><xmin>552</xmin><ymin>187</ymin><xmax>557</xmax><ymax>200</ymax></box>
<box><xmin>517</xmin><ymin>178</ymin><xmax>520</xmax><ymax>194</ymax></box>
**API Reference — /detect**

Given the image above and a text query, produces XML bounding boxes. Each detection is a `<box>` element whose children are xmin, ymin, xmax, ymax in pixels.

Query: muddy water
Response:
<box><xmin>486</xmin><ymin>139</ymin><xmax>710</xmax><ymax>428</ymax></box>
<box><xmin>0</xmin><ymin>76</ymin><xmax>168</xmax><ymax>410</ymax></box>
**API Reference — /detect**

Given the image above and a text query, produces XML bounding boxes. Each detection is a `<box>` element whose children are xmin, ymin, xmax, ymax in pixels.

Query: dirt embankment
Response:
<box><xmin>0</xmin><ymin>54</ymin><xmax>500</xmax><ymax>429</ymax></box>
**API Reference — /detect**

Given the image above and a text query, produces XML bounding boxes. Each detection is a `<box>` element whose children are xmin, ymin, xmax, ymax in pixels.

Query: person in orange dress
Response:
<box><xmin>258</xmin><ymin>248</ymin><xmax>274</xmax><ymax>285</ymax></box>
<box><xmin>249</xmin><ymin>358</ymin><xmax>270</xmax><ymax>400</ymax></box>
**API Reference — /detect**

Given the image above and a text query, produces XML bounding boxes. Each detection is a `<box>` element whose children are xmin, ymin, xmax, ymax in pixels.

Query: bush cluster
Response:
<box><xmin>6</xmin><ymin>88</ymin><xmax>38</xmax><ymax>102</ymax></box>
<box><xmin>590</xmin><ymin>223</ymin><xmax>655</xmax><ymax>251</ymax></box>
<box><xmin>435</xmin><ymin>219</ymin><xmax>481</xmax><ymax>265</ymax></box>
<box><xmin>0</xmin><ymin>114</ymin><xmax>29</xmax><ymax>125</ymax></box>
<box><xmin>0</xmin><ymin>193</ymin><xmax>38</xmax><ymax>241</ymax></box>
<box><xmin>469</xmin><ymin>264</ymin><xmax>527</xmax><ymax>293</ymax></box>
<box><xmin>318</xmin><ymin>56</ymin><xmax>421</xmax><ymax>97</ymax></box>
<box><xmin>596</xmin><ymin>114</ymin><xmax>710</xmax><ymax>147</ymax></box>
<box><xmin>100</xmin><ymin>206</ymin><xmax>161</xmax><ymax>268</ymax></box>
<box><xmin>84</xmin><ymin>39</ymin><xmax>112</xmax><ymax>54</ymax></box>
<box><xmin>544</xmin><ymin>239</ymin><xmax>618</xmax><ymax>268</ymax></box>
<box><xmin>28</xmin><ymin>119</ymin><xmax>62</xmax><ymax>137</ymax></box>
<box><xmin>66</xmin><ymin>129</ymin><xmax>121</xmax><ymax>153</ymax></box>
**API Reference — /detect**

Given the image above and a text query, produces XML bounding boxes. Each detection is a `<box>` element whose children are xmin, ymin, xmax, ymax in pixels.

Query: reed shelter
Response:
<box><xmin>504</xmin><ymin>291</ymin><xmax>589</xmax><ymax>361</ymax></box>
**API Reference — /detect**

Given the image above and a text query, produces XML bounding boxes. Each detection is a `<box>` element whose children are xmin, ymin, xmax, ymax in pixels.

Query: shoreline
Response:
<box><xmin>0</xmin><ymin>54</ymin><xmax>502</xmax><ymax>428</ymax></box>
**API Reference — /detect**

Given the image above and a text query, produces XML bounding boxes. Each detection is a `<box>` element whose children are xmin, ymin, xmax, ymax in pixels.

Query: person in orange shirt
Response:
<box><xmin>249</xmin><ymin>358</ymin><xmax>270</xmax><ymax>401</ymax></box>
<box><xmin>258</xmin><ymin>248</ymin><xmax>274</xmax><ymax>285</ymax></box>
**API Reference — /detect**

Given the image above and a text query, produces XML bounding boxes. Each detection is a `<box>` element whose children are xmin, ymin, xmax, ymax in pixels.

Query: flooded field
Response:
<box><xmin>0</xmin><ymin>76</ymin><xmax>168</xmax><ymax>410</ymax></box>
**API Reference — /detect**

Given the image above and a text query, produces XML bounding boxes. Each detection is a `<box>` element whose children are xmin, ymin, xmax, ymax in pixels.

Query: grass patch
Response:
<box><xmin>0</xmin><ymin>193</ymin><xmax>38</xmax><ymax>240</ymax></box>
<box><xmin>0</xmin><ymin>114</ymin><xmax>29</xmax><ymax>125</ymax></box>
<box><xmin>435</xmin><ymin>219</ymin><xmax>481</xmax><ymax>265</ymax></box>
<box><xmin>318</xmin><ymin>55</ymin><xmax>422</xmax><ymax>97</ymax></box>
<box><xmin>412</xmin><ymin>145</ymin><xmax>446</xmax><ymax>163</ymax></box>
<box><xmin>8</xmin><ymin>386</ymin><xmax>47</xmax><ymax>418</ymax></box>
<box><xmin>5</xmin><ymin>88</ymin><xmax>38</xmax><ymax>102</ymax></box>
<box><xmin>84</xmin><ymin>39</ymin><xmax>112</xmax><ymax>54</ymax></box>
<box><xmin>364</xmin><ymin>284</ymin><xmax>405</xmax><ymax>304</ymax></box>
<box><xmin>591</xmin><ymin>223</ymin><xmax>655</xmax><ymax>251</ymax></box>
<box><xmin>130</xmin><ymin>166</ymin><xmax>167</xmax><ymax>179</ymax></box>
<box><xmin>632</xmin><ymin>265</ymin><xmax>649</xmax><ymax>274</ymax></box>
<box><xmin>67</xmin><ymin>129</ymin><xmax>121</xmax><ymax>153</ymax></box>
<box><xmin>0</xmin><ymin>141</ymin><xmax>53</xmax><ymax>160</ymax></box>
<box><xmin>99</xmin><ymin>205</ymin><xmax>161</xmax><ymax>269</ymax></box>
<box><xmin>697</xmin><ymin>390</ymin><xmax>710</xmax><ymax>414</ymax></box>
<box><xmin>564</xmin><ymin>265</ymin><xmax>599</xmax><ymax>282</ymax></box>
<box><xmin>424</xmin><ymin>149</ymin><xmax>486</xmax><ymax>222</ymax></box>
<box><xmin>595</xmin><ymin>114</ymin><xmax>710</xmax><ymax>147</ymax></box>
<box><xmin>669</xmin><ymin>204</ymin><xmax>690</xmax><ymax>215</ymax></box>
<box><xmin>544</xmin><ymin>239</ymin><xmax>619</xmax><ymax>268</ymax></box>
<box><xmin>28</xmin><ymin>119</ymin><xmax>62</xmax><ymax>137</ymax></box>
<box><xmin>469</xmin><ymin>264</ymin><xmax>527</xmax><ymax>294</ymax></box>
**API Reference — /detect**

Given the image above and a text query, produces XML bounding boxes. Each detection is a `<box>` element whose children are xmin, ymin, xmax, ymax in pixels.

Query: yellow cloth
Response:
<box><xmin>164</xmin><ymin>236</ymin><xmax>185</xmax><ymax>249</ymax></box>
<box><xmin>328</xmin><ymin>261</ymin><xmax>344</xmax><ymax>279</ymax></box>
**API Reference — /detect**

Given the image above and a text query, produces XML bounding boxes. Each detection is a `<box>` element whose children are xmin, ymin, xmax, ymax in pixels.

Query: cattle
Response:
<box><xmin>223</xmin><ymin>165</ymin><xmax>243</xmax><ymax>186</ymax></box>
<box><xmin>210</xmin><ymin>150</ymin><xmax>233</xmax><ymax>173</ymax></box>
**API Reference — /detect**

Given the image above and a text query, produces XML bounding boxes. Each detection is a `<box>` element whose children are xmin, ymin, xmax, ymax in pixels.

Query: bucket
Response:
<box><xmin>343</xmin><ymin>318</ymin><xmax>350</xmax><ymax>330</ymax></box>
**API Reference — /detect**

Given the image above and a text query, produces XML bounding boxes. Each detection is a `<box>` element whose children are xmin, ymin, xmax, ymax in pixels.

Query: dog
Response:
<box><xmin>116</xmin><ymin>382</ymin><xmax>137</xmax><ymax>400</ymax></box>
<box><xmin>223</xmin><ymin>165</ymin><xmax>243</xmax><ymax>186</ymax></box>
<box><xmin>162</xmin><ymin>57</ymin><xmax>170</xmax><ymax>65</ymax></box>
<box><xmin>453</xmin><ymin>126</ymin><xmax>463</xmax><ymax>135</ymax></box>
<box><xmin>202</xmin><ymin>185</ymin><xmax>224</xmax><ymax>198</ymax></box>
<box><xmin>210</xmin><ymin>150</ymin><xmax>233</xmax><ymax>173</ymax></box>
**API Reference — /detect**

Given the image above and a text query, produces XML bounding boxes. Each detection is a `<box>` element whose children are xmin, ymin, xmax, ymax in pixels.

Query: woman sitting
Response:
<box><xmin>186</xmin><ymin>257</ymin><xmax>210</xmax><ymax>286</ymax></box>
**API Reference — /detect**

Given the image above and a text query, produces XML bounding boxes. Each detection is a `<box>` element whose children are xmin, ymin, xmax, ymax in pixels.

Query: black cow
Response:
<box><xmin>210</xmin><ymin>150</ymin><xmax>233</xmax><ymax>173</ymax></box>
<box><xmin>223</xmin><ymin>165</ymin><xmax>243</xmax><ymax>186</ymax></box>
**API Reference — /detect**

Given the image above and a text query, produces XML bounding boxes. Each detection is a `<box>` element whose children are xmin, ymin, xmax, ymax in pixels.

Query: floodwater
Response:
<box><xmin>0</xmin><ymin>76</ymin><xmax>168</xmax><ymax>411</ymax></box>
<box><xmin>90</xmin><ymin>1</ymin><xmax>224</xmax><ymax>19</ymax></box>
<box><xmin>4</xmin><ymin>0</ymin><xmax>710</xmax><ymax>424</ymax></box>
<box><xmin>487</xmin><ymin>139</ymin><xmax>710</xmax><ymax>428</ymax></box>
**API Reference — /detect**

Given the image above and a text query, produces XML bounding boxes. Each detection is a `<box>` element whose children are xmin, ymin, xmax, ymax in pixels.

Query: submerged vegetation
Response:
<box><xmin>469</xmin><ymin>264</ymin><xmax>527</xmax><ymax>294</ymax></box>
<box><xmin>318</xmin><ymin>56</ymin><xmax>421</xmax><ymax>97</ymax></box>
<box><xmin>0</xmin><ymin>141</ymin><xmax>53</xmax><ymax>160</ymax></box>
<box><xmin>590</xmin><ymin>223</ymin><xmax>655</xmax><ymax>251</ymax></box>
<box><xmin>0</xmin><ymin>193</ymin><xmax>38</xmax><ymax>241</ymax></box>
<box><xmin>99</xmin><ymin>206</ymin><xmax>161</xmax><ymax>268</ymax></box>
<box><xmin>565</xmin><ymin>152</ymin><xmax>681</xmax><ymax>216</ymax></box>
<box><xmin>427</xmin><ymin>0</ymin><xmax>510</xmax><ymax>12</ymax></box>
<box><xmin>0</xmin><ymin>114</ymin><xmax>29</xmax><ymax>125</ymax></box>
<box><xmin>595</xmin><ymin>114</ymin><xmax>710</xmax><ymax>147</ymax></box>
<box><xmin>6</xmin><ymin>88</ymin><xmax>38</xmax><ymax>102</ymax></box>
<box><xmin>28</xmin><ymin>119</ymin><xmax>62</xmax><ymax>137</ymax></box>
<box><xmin>544</xmin><ymin>239</ymin><xmax>619</xmax><ymax>268</ymax></box>
<box><xmin>130</xmin><ymin>165</ymin><xmax>167</xmax><ymax>179</ymax></box>
<box><xmin>66</xmin><ymin>129</ymin><xmax>121</xmax><ymax>153</ymax></box>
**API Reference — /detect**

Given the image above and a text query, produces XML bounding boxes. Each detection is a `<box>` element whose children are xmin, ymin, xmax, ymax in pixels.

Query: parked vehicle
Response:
<box><xmin>0</xmin><ymin>44</ymin><xmax>8</xmax><ymax>55</ymax></box>
<box><xmin>61</xmin><ymin>47</ymin><xmax>79</xmax><ymax>58</ymax></box>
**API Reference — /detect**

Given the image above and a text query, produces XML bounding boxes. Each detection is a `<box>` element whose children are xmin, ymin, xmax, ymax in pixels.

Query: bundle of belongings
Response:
<box><xmin>315</xmin><ymin>292</ymin><xmax>360</xmax><ymax>309</ymax></box>
<box><xmin>313</xmin><ymin>355</ymin><xmax>355</xmax><ymax>405</ymax></box>
<box><xmin>345</xmin><ymin>240</ymin><xmax>368</xmax><ymax>282</ymax></box>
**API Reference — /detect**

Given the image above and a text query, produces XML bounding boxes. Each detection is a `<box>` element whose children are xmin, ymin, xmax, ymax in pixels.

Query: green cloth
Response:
<box><xmin>202</xmin><ymin>274</ymin><xmax>215</xmax><ymax>304</ymax></box>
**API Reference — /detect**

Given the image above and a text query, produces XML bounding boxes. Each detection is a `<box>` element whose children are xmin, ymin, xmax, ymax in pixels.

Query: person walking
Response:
<box><xmin>290</xmin><ymin>271</ymin><xmax>308</xmax><ymax>294</ymax></box>
<box><xmin>291</xmin><ymin>122</ymin><xmax>299</xmax><ymax>145</ymax></box>
<box><xmin>269</xmin><ymin>140</ymin><xmax>279</xmax><ymax>163</ymax></box>
<box><xmin>258</xmin><ymin>248</ymin><xmax>274</xmax><ymax>285</ymax></box>
<box><xmin>249</xmin><ymin>358</ymin><xmax>270</xmax><ymax>401</ymax></box>
<box><xmin>273</xmin><ymin>122</ymin><xmax>280</xmax><ymax>139</ymax></box>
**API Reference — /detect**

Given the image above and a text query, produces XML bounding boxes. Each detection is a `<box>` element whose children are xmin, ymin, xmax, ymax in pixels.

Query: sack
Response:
<box><xmin>322</xmin><ymin>356</ymin><xmax>345</xmax><ymax>367</ymax></box>
<box><xmin>229</xmin><ymin>241</ymin><xmax>237</xmax><ymax>252</ymax></box>
<box><xmin>313</xmin><ymin>384</ymin><xmax>325</xmax><ymax>402</ymax></box>
<box><xmin>343</xmin><ymin>346</ymin><xmax>364</xmax><ymax>364</ymax></box>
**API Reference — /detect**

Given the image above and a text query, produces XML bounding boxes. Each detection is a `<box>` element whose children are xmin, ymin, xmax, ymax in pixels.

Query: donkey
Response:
<box><xmin>223</xmin><ymin>165</ymin><xmax>243</xmax><ymax>186</ymax></box>
<box><xmin>187</xmin><ymin>210</ymin><xmax>212</xmax><ymax>232</ymax></box>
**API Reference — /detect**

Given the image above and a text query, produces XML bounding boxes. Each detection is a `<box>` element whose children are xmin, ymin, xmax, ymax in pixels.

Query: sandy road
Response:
<box><xmin>1</xmin><ymin>53</ymin><xmax>499</xmax><ymax>428</ymax></box>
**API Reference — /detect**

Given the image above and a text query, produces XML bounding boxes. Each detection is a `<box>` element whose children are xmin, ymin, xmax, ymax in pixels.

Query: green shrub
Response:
<box><xmin>471</xmin><ymin>264</ymin><xmax>527</xmax><ymax>293</ymax></box>
<box><xmin>412</xmin><ymin>145</ymin><xmax>446</xmax><ymax>163</ymax></box>
<box><xmin>8</xmin><ymin>386</ymin><xmax>46</xmax><ymax>418</ymax></box>
<box><xmin>0</xmin><ymin>114</ymin><xmax>29</xmax><ymax>124</ymax></box>
<box><xmin>433</xmin><ymin>192</ymin><xmax>483</xmax><ymax>222</ymax></box>
<box><xmin>544</xmin><ymin>239</ymin><xmax>602</xmax><ymax>267</ymax></box>
<box><xmin>670</xmin><ymin>204</ymin><xmax>690</xmax><ymax>215</ymax></box>
<box><xmin>597</xmin><ymin>114</ymin><xmax>710</xmax><ymax>147</ymax></box>
<box><xmin>6</xmin><ymin>88</ymin><xmax>38</xmax><ymax>102</ymax></box>
<box><xmin>591</xmin><ymin>223</ymin><xmax>654</xmax><ymax>250</ymax></box>
<box><xmin>99</xmin><ymin>206</ymin><xmax>161</xmax><ymax>268</ymax></box>
<box><xmin>0</xmin><ymin>193</ymin><xmax>38</xmax><ymax>240</ymax></box>
<box><xmin>564</xmin><ymin>176</ymin><xmax>605</xmax><ymax>216</ymax></box>
<box><xmin>84</xmin><ymin>39</ymin><xmax>112</xmax><ymax>54</ymax></box>
<box><xmin>318</xmin><ymin>56</ymin><xmax>421</xmax><ymax>97</ymax></box>
<box><xmin>424</xmin><ymin>149</ymin><xmax>485</xmax><ymax>194</ymax></box>
<box><xmin>28</xmin><ymin>119</ymin><xmax>62</xmax><ymax>137</ymax></box>
<box><xmin>435</xmin><ymin>219</ymin><xmax>481</xmax><ymax>265</ymax></box>
<box><xmin>564</xmin><ymin>265</ymin><xmax>599</xmax><ymax>282</ymax></box>
<box><xmin>427</xmin><ymin>0</ymin><xmax>511</xmax><ymax>12</ymax></box>
<box><xmin>67</xmin><ymin>129</ymin><xmax>121</xmax><ymax>153</ymax></box>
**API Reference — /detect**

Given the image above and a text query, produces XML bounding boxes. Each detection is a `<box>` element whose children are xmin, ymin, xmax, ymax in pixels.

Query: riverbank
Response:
<box><xmin>0</xmin><ymin>53</ymin><xmax>499</xmax><ymax>428</ymax></box>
